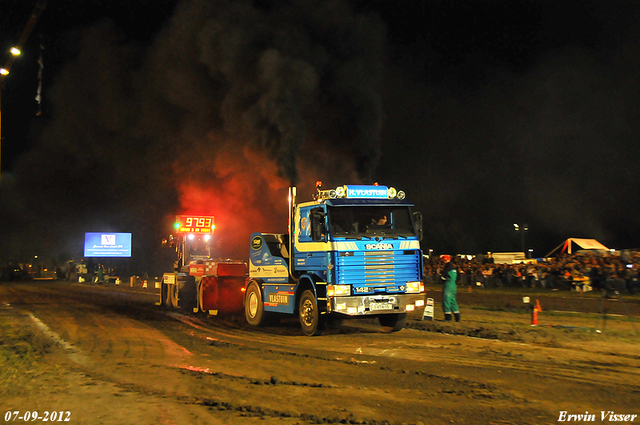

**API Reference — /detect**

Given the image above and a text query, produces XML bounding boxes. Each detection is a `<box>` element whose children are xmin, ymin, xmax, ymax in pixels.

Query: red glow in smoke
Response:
<box><xmin>172</xmin><ymin>139</ymin><xmax>360</xmax><ymax>260</ymax></box>
<box><xmin>174</xmin><ymin>144</ymin><xmax>294</xmax><ymax>260</ymax></box>
<box><xmin>177</xmin><ymin>181</ymin><xmax>284</xmax><ymax>260</ymax></box>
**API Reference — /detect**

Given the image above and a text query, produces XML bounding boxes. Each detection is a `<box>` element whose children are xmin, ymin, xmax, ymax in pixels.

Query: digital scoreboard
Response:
<box><xmin>174</xmin><ymin>215</ymin><xmax>215</xmax><ymax>234</ymax></box>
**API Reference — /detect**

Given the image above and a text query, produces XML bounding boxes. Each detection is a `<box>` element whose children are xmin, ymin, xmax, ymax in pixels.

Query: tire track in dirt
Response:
<box><xmin>175</xmin><ymin>311</ymin><xmax>640</xmax><ymax>391</ymax></box>
<box><xmin>155</xmin><ymin>311</ymin><xmax>552</xmax><ymax>424</ymax></box>
<box><xmin>165</xmin><ymin>309</ymin><xmax>640</xmax><ymax>422</ymax></box>
<box><xmin>69</xmin><ymin>291</ymin><xmax>545</xmax><ymax>423</ymax></box>
<box><xmin>4</xmin><ymin>281</ymin><xmax>638</xmax><ymax>425</ymax></box>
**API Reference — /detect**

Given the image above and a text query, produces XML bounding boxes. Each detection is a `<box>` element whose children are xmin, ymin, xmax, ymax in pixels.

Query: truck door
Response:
<box><xmin>297</xmin><ymin>206</ymin><xmax>326</xmax><ymax>243</ymax></box>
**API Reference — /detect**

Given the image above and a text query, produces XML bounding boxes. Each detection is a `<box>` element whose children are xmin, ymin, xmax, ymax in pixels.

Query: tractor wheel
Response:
<box><xmin>245</xmin><ymin>281</ymin><xmax>265</xmax><ymax>326</ymax></box>
<box><xmin>378</xmin><ymin>313</ymin><xmax>407</xmax><ymax>332</ymax></box>
<box><xmin>160</xmin><ymin>282</ymin><xmax>169</xmax><ymax>307</ymax></box>
<box><xmin>169</xmin><ymin>283</ymin><xmax>179</xmax><ymax>308</ymax></box>
<box><xmin>299</xmin><ymin>290</ymin><xmax>323</xmax><ymax>336</ymax></box>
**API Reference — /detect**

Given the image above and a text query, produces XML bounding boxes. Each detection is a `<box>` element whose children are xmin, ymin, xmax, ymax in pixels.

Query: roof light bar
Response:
<box><xmin>315</xmin><ymin>184</ymin><xmax>406</xmax><ymax>200</ymax></box>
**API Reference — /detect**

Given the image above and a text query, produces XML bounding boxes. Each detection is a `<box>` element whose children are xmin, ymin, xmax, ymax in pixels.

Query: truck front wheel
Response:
<box><xmin>299</xmin><ymin>289</ymin><xmax>323</xmax><ymax>336</ymax></box>
<box><xmin>245</xmin><ymin>282</ymin><xmax>265</xmax><ymax>326</ymax></box>
<box><xmin>378</xmin><ymin>313</ymin><xmax>407</xmax><ymax>332</ymax></box>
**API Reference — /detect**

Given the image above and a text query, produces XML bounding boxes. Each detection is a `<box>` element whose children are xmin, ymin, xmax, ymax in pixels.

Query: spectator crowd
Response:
<box><xmin>423</xmin><ymin>251</ymin><xmax>640</xmax><ymax>296</ymax></box>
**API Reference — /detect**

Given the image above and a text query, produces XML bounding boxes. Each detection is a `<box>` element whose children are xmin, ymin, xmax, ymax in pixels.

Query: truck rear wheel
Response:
<box><xmin>378</xmin><ymin>313</ymin><xmax>407</xmax><ymax>332</ymax></box>
<box><xmin>299</xmin><ymin>289</ymin><xmax>323</xmax><ymax>336</ymax></box>
<box><xmin>245</xmin><ymin>281</ymin><xmax>265</xmax><ymax>326</ymax></box>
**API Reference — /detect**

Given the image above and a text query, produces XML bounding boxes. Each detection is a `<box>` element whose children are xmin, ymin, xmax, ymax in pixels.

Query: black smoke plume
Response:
<box><xmin>0</xmin><ymin>0</ymin><xmax>386</xmax><ymax>271</ymax></box>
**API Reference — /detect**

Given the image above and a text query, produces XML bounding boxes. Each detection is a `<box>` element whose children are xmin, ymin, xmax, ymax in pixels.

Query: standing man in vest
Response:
<box><xmin>440</xmin><ymin>255</ymin><xmax>460</xmax><ymax>321</ymax></box>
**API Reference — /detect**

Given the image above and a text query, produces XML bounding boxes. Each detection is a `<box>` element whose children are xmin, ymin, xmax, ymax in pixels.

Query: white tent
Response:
<box><xmin>545</xmin><ymin>238</ymin><xmax>609</xmax><ymax>257</ymax></box>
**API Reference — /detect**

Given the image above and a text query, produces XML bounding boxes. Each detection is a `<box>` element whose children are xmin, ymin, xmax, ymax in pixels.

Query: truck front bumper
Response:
<box><xmin>327</xmin><ymin>293</ymin><xmax>424</xmax><ymax>316</ymax></box>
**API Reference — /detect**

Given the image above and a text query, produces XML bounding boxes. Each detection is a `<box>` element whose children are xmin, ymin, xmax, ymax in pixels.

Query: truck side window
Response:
<box><xmin>310</xmin><ymin>208</ymin><xmax>326</xmax><ymax>242</ymax></box>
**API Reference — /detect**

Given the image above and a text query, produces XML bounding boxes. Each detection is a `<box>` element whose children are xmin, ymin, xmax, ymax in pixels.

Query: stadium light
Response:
<box><xmin>514</xmin><ymin>223</ymin><xmax>528</xmax><ymax>254</ymax></box>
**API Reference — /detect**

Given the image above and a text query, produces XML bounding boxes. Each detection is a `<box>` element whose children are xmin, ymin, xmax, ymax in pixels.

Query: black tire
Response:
<box><xmin>245</xmin><ymin>281</ymin><xmax>265</xmax><ymax>326</ymax></box>
<box><xmin>378</xmin><ymin>313</ymin><xmax>407</xmax><ymax>332</ymax></box>
<box><xmin>299</xmin><ymin>289</ymin><xmax>323</xmax><ymax>336</ymax></box>
<box><xmin>169</xmin><ymin>284</ymin><xmax>179</xmax><ymax>308</ymax></box>
<box><xmin>160</xmin><ymin>282</ymin><xmax>169</xmax><ymax>307</ymax></box>
<box><xmin>179</xmin><ymin>276</ymin><xmax>198</xmax><ymax>312</ymax></box>
<box><xmin>197</xmin><ymin>279</ymin><xmax>204</xmax><ymax>313</ymax></box>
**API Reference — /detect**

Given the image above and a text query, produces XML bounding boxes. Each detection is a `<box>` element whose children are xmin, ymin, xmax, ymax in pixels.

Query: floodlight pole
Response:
<box><xmin>0</xmin><ymin>0</ymin><xmax>47</xmax><ymax>180</ymax></box>
<box><xmin>513</xmin><ymin>223</ymin><xmax>528</xmax><ymax>255</ymax></box>
<box><xmin>0</xmin><ymin>86</ymin><xmax>2</xmax><ymax>177</ymax></box>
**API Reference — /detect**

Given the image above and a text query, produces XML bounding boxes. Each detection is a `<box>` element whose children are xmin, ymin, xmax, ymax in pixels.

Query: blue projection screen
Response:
<box><xmin>84</xmin><ymin>233</ymin><xmax>132</xmax><ymax>257</ymax></box>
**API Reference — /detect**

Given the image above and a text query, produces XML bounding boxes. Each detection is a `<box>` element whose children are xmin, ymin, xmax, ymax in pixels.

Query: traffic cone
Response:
<box><xmin>531</xmin><ymin>299</ymin><xmax>542</xmax><ymax>326</ymax></box>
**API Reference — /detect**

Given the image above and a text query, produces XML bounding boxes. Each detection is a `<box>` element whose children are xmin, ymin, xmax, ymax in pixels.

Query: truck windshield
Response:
<box><xmin>327</xmin><ymin>206</ymin><xmax>416</xmax><ymax>238</ymax></box>
<box><xmin>185</xmin><ymin>236</ymin><xmax>211</xmax><ymax>260</ymax></box>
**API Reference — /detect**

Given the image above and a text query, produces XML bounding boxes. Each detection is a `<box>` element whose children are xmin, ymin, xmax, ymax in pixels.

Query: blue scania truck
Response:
<box><xmin>245</xmin><ymin>183</ymin><xmax>425</xmax><ymax>336</ymax></box>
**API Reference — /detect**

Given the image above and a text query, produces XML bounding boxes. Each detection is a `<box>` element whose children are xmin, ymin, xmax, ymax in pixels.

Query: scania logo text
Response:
<box><xmin>365</xmin><ymin>243</ymin><xmax>393</xmax><ymax>250</ymax></box>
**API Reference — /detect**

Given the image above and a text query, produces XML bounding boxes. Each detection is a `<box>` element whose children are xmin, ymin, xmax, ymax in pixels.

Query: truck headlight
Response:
<box><xmin>327</xmin><ymin>285</ymin><xmax>351</xmax><ymax>297</ymax></box>
<box><xmin>406</xmin><ymin>281</ymin><xmax>423</xmax><ymax>293</ymax></box>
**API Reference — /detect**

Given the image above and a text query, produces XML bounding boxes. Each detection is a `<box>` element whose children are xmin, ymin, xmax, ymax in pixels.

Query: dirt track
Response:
<box><xmin>1</xmin><ymin>280</ymin><xmax>639</xmax><ymax>425</ymax></box>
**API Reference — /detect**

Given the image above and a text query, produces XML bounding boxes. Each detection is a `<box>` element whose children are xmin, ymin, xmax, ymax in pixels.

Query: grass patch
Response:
<box><xmin>0</xmin><ymin>314</ymin><xmax>58</xmax><ymax>398</ymax></box>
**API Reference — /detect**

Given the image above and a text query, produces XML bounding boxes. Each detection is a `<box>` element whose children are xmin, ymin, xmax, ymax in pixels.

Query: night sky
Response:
<box><xmin>1</xmin><ymin>0</ymin><xmax>639</xmax><ymax>273</ymax></box>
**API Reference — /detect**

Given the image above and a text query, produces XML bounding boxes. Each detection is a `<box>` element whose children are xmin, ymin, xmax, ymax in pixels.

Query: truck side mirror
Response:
<box><xmin>310</xmin><ymin>208</ymin><xmax>326</xmax><ymax>241</ymax></box>
<box><xmin>413</xmin><ymin>211</ymin><xmax>423</xmax><ymax>241</ymax></box>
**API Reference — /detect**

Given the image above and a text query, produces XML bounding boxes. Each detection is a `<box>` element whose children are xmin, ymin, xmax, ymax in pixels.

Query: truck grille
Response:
<box><xmin>335</xmin><ymin>250</ymin><xmax>421</xmax><ymax>286</ymax></box>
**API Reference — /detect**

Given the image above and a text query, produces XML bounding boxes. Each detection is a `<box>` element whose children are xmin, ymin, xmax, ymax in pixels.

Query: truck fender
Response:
<box><xmin>294</xmin><ymin>274</ymin><xmax>328</xmax><ymax>315</ymax></box>
<box><xmin>244</xmin><ymin>278</ymin><xmax>264</xmax><ymax>305</ymax></box>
